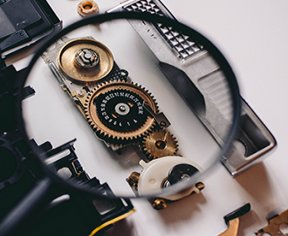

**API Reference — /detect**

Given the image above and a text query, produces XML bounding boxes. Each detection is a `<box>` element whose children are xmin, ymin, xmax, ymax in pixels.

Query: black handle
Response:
<box><xmin>224</xmin><ymin>203</ymin><xmax>251</xmax><ymax>225</ymax></box>
<box><xmin>0</xmin><ymin>178</ymin><xmax>53</xmax><ymax>236</ymax></box>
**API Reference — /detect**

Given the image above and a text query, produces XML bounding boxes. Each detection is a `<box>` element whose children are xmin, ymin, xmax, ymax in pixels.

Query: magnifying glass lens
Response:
<box><xmin>22</xmin><ymin>13</ymin><xmax>240</xmax><ymax>200</ymax></box>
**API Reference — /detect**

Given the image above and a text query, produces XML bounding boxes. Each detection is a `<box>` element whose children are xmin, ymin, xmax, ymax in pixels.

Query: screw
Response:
<box><xmin>77</xmin><ymin>89</ymin><xmax>85</xmax><ymax>97</ymax></box>
<box><xmin>126</xmin><ymin>172</ymin><xmax>140</xmax><ymax>190</ymax></box>
<box><xmin>195</xmin><ymin>182</ymin><xmax>205</xmax><ymax>191</ymax></box>
<box><xmin>75</xmin><ymin>48</ymin><xmax>100</xmax><ymax>69</ymax></box>
<box><xmin>152</xmin><ymin>198</ymin><xmax>168</xmax><ymax>210</ymax></box>
<box><xmin>155</xmin><ymin>140</ymin><xmax>166</xmax><ymax>150</ymax></box>
<box><xmin>119</xmin><ymin>105</ymin><xmax>126</xmax><ymax>112</ymax></box>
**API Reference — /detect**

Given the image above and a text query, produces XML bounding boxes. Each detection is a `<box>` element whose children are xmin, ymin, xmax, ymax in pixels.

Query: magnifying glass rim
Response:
<box><xmin>18</xmin><ymin>11</ymin><xmax>242</xmax><ymax>199</ymax></box>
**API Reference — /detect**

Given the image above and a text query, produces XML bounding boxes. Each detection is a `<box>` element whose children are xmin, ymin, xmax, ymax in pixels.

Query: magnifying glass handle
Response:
<box><xmin>0</xmin><ymin>178</ymin><xmax>52</xmax><ymax>236</ymax></box>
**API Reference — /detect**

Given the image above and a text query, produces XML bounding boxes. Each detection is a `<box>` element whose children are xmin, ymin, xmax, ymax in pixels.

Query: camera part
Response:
<box><xmin>108</xmin><ymin>0</ymin><xmax>276</xmax><ymax>176</ymax></box>
<box><xmin>218</xmin><ymin>203</ymin><xmax>251</xmax><ymax>236</ymax></box>
<box><xmin>0</xmin><ymin>62</ymin><xmax>134</xmax><ymax>235</ymax></box>
<box><xmin>57</xmin><ymin>38</ymin><xmax>114</xmax><ymax>83</ymax></box>
<box><xmin>84</xmin><ymin>80</ymin><xmax>158</xmax><ymax>144</ymax></box>
<box><xmin>0</xmin><ymin>0</ymin><xmax>62</xmax><ymax>56</ymax></box>
<box><xmin>41</xmin><ymin>35</ymin><xmax>194</xmax><ymax>207</ymax></box>
<box><xmin>0</xmin><ymin>137</ymin><xmax>135</xmax><ymax>236</ymax></box>
<box><xmin>256</xmin><ymin>209</ymin><xmax>288</xmax><ymax>236</ymax></box>
<box><xmin>42</xmin><ymin>38</ymin><xmax>175</xmax><ymax>148</ymax></box>
<box><xmin>38</xmin><ymin>139</ymin><xmax>135</xmax><ymax>236</ymax></box>
<box><xmin>127</xmin><ymin>155</ymin><xmax>204</xmax><ymax>210</ymax></box>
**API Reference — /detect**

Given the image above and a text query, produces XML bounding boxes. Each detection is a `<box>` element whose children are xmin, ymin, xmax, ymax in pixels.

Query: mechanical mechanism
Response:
<box><xmin>127</xmin><ymin>155</ymin><xmax>205</xmax><ymax>210</ymax></box>
<box><xmin>42</xmin><ymin>36</ymin><xmax>203</xmax><ymax>209</ymax></box>
<box><xmin>84</xmin><ymin>80</ymin><xmax>158</xmax><ymax>144</ymax></box>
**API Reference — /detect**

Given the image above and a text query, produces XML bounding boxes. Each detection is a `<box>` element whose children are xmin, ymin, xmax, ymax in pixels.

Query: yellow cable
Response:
<box><xmin>88</xmin><ymin>209</ymin><xmax>135</xmax><ymax>236</ymax></box>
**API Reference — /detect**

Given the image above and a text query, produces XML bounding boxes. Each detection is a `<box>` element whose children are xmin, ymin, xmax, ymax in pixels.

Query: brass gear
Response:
<box><xmin>84</xmin><ymin>80</ymin><xmax>158</xmax><ymax>144</ymax></box>
<box><xmin>57</xmin><ymin>38</ymin><xmax>114</xmax><ymax>84</ymax></box>
<box><xmin>141</xmin><ymin>130</ymin><xmax>178</xmax><ymax>160</ymax></box>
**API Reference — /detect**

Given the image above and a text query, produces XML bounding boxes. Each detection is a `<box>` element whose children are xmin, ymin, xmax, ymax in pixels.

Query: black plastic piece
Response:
<box><xmin>0</xmin><ymin>0</ymin><xmax>62</xmax><ymax>55</ymax></box>
<box><xmin>22</xmin><ymin>86</ymin><xmax>35</xmax><ymax>100</ymax></box>
<box><xmin>19</xmin><ymin>138</ymin><xmax>134</xmax><ymax>236</ymax></box>
<box><xmin>0</xmin><ymin>65</ymin><xmax>25</xmax><ymax>132</ymax></box>
<box><xmin>167</xmin><ymin>163</ymin><xmax>199</xmax><ymax>185</ymax></box>
<box><xmin>0</xmin><ymin>63</ymin><xmax>133</xmax><ymax>235</ymax></box>
<box><xmin>224</xmin><ymin>203</ymin><xmax>251</xmax><ymax>225</ymax></box>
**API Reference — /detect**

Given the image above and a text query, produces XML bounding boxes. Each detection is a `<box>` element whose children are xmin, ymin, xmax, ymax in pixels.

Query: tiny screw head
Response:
<box><xmin>75</xmin><ymin>48</ymin><xmax>100</xmax><ymax>69</ymax></box>
<box><xmin>152</xmin><ymin>198</ymin><xmax>168</xmax><ymax>210</ymax></box>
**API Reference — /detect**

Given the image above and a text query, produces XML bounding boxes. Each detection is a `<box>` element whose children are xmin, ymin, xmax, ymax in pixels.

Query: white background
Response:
<box><xmin>21</xmin><ymin>0</ymin><xmax>288</xmax><ymax>235</ymax></box>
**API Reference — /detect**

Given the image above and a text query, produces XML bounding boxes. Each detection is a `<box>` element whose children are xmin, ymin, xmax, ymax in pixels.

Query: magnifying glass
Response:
<box><xmin>0</xmin><ymin>11</ymin><xmax>241</xmax><ymax>235</ymax></box>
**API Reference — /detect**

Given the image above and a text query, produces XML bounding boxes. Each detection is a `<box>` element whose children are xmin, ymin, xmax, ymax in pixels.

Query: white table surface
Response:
<box><xmin>20</xmin><ymin>0</ymin><xmax>288</xmax><ymax>235</ymax></box>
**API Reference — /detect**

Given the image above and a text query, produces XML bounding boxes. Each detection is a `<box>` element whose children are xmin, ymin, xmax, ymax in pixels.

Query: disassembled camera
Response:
<box><xmin>0</xmin><ymin>0</ymin><xmax>284</xmax><ymax>235</ymax></box>
<box><xmin>42</xmin><ymin>36</ymin><xmax>205</xmax><ymax>209</ymax></box>
<box><xmin>108</xmin><ymin>0</ymin><xmax>277</xmax><ymax>176</ymax></box>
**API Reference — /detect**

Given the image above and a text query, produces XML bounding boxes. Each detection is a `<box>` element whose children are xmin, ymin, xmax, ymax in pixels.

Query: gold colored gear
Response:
<box><xmin>141</xmin><ymin>130</ymin><xmax>178</xmax><ymax>160</ymax></box>
<box><xmin>84</xmin><ymin>80</ymin><xmax>158</xmax><ymax>144</ymax></box>
<box><xmin>57</xmin><ymin>38</ymin><xmax>114</xmax><ymax>84</ymax></box>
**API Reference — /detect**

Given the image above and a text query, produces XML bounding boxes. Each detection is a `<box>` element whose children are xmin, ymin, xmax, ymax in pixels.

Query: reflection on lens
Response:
<box><xmin>22</xmin><ymin>13</ymin><xmax>239</xmax><ymax>208</ymax></box>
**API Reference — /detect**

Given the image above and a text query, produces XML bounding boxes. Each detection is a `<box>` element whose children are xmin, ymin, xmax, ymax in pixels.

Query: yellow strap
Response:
<box><xmin>88</xmin><ymin>209</ymin><xmax>135</xmax><ymax>236</ymax></box>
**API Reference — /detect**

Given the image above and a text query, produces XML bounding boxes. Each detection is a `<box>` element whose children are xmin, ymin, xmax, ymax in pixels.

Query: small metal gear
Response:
<box><xmin>84</xmin><ymin>80</ymin><xmax>158</xmax><ymax>144</ymax></box>
<box><xmin>141</xmin><ymin>130</ymin><xmax>178</xmax><ymax>160</ymax></box>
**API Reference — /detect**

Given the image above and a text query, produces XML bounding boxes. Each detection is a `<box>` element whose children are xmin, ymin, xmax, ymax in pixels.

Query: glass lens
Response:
<box><xmin>22</xmin><ymin>13</ymin><xmax>240</xmax><ymax>199</ymax></box>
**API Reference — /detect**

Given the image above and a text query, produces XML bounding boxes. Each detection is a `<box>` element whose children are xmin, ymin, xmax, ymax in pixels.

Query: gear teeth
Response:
<box><xmin>141</xmin><ymin>129</ymin><xmax>179</xmax><ymax>160</ymax></box>
<box><xmin>82</xmin><ymin>79</ymin><xmax>159</xmax><ymax>145</ymax></box>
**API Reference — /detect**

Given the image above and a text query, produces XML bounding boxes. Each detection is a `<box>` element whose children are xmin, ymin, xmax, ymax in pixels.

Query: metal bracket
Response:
<box><xmin>256</xmin><ymin>209</ymin><xmax>288</xmax><ymax>236</ymax></box>
<box><xmin>108</xmin><ymin>0</ymin><xmax>277</xmax><ymax>175</ymax></box>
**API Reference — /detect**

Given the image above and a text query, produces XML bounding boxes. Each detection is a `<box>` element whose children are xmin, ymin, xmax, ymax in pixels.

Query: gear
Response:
<box><xmin>57</xmin><ymin>38</ymin><xmax>114</xmax><ymax>84</ymax></box>
<box><xmin>84</xmin><ymin>80</ymin><xmax>158</xmax><ymax>144</ymax></box>
<box><xmin>141</xmin><ymin>130</ymin><xmax>178</xmax><ymax>160</ymax></box>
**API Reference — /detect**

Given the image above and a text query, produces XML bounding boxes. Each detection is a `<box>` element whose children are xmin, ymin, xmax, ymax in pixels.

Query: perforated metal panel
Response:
<box><xmin>124</xmin><ymin>0</ymin><xmax>203</xmax><ymax>60</ymax></box>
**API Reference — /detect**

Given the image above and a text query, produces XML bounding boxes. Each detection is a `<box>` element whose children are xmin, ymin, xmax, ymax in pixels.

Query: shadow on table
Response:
<box><xmin>156</xmin><ymin>192</ymin><xmax>207</xmax><ymax>224</ymax></box>
<box><xmin>237</xmin><ymin>210</ymin><xmax>258</xmax><ymax>236</ymax></box>
<box><xmin>235</xmin><ymin>162</ymin><xmax>278</xmax><ymax>235</ymax></box>
<box><xmin>236</xmin><ymin>163</ymin><xmax>277</xmax><ymax>210</ymax></box>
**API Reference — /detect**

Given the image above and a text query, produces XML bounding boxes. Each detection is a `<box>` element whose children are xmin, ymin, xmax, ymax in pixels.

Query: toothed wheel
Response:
<box><xmin>84</xmin><ymin>80</ymin><xmax>158</xmax><ymax>144</ymax></box>
<box><xmin>141</xmin><ymin>130</ymin><xmax>178</xmax><ymax>160</ymax></box>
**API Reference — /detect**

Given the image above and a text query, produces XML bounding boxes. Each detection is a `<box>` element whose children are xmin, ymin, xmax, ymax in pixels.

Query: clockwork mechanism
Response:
<box><xmin>42</xmin><ymin>34</ymin><xmax>204</xmax><ymax>209</ymax></box>
<box><xmin>84</xmin><ymin>80</ymin><xmax>159</xmax><ymax>144</ymax></box>
<box><xmin>141</xmin><ymin>130</ymin><xmax>178</xmax><ymax>160</ymax></box>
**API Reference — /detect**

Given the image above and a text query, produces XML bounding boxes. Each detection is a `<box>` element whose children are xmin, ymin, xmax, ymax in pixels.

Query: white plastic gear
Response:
<box><xmin>137</xmin><ymin>156</ymin><xmax>202</xmax><ymax>201</ymax></box>
<box><xmin>83</xmin><ymin>80</ymin><xmax>159</xmax><ymax>144</ymax></box>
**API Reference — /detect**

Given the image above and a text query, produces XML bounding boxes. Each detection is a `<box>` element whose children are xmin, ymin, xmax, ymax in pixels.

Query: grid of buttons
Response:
<box><xmin>124</xmin><ymin>0</ymin><xmax>203</xmax><ymax>60</ymax></box>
